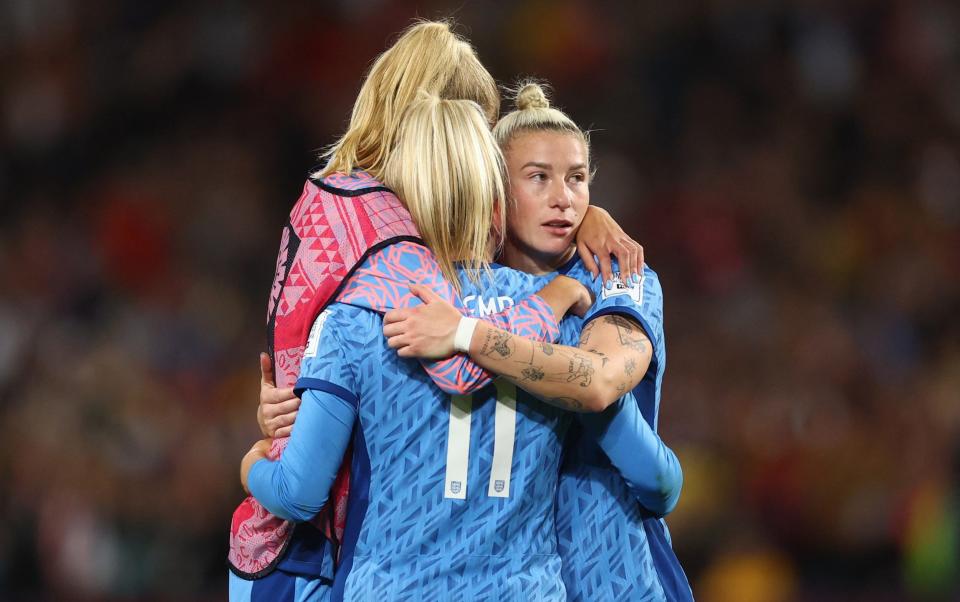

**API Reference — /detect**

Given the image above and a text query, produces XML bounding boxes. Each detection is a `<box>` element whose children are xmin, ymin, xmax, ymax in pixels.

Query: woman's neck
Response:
<box><xmin>499</xmin><ymin>240</ymin><xmax>577</xmax><ymax>275</ymax></box>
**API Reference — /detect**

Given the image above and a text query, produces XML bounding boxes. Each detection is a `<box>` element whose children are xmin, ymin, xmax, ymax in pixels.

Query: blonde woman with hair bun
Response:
<box><xmin>383</xmin><ymin>81</ymin><xmax>693</xmax><ymax>601</ymax></box>
<box><xmin>238</xmin><ymin>91</ymin><xmax>607</xmax><ymax>599</ymax></box>
<box><xmin>232</xmin><ymin>21</ymin><xmax>643</xmax><ymax>602</ymax></box>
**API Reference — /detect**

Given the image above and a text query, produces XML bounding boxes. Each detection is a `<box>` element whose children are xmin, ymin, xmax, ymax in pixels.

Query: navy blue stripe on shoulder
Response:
<box><xmin>295</xmin><ymin>378</ymin><xmax>359</xmax><ymax>407</ymax></box>
<box><xmin>308</xmin><ymin>175</ymin><xmax>394</xmax><ymax>198</ymax></box>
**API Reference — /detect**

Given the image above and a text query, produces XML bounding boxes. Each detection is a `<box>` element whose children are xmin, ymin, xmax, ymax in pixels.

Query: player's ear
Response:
<box><xmin>491</xmin><ymin>199</ymin><xmax>505</xmax><ymax>247</ymax></box>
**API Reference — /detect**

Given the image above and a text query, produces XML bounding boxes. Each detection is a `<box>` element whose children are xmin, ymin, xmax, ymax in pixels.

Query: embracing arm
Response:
<box><xmin>580</xmin><ymin>396</ymin><xmax>682</xmax><ymax>516</ymax></box>
<box><xmin>241</xmin><ymin>388</ymin><xmax>356</xmax><ymax>521</ymax></box>
<box><xmin>577</xmin><ymin>205</ymin><xmax>644</xmax><ymax>283</ymax></box>
<box><xmin>336</xmin><ymin>242</ymin><xmax>588</xmax><ymax>395</ymax></box>
<box><xmin>409</xmin><ymin>273</ymin><xmax>586</xmax><ymax>395</ymax></box>
<box><xmin>385</xmin><ymin>284</ymin><xmax>650</xmax><ymax>413</ymax></box>
<box><xmin>466</xmin><ymin>312</ymin><xmax>652</xmax><ymax>412</ymax></box>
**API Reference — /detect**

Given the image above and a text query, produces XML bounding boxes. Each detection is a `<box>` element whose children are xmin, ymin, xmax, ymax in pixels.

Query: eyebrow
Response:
<box><xmin>522</xmin><ymin>161</ymin><xmax>551</xmax><ymax>170</ymax></box>
<box><xmin>521</xmin><ymin>162</ymin><xmax>588</xmax><ymax>171</ymax></box>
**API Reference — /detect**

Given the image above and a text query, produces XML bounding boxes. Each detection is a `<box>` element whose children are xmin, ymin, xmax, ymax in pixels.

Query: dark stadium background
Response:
<box><xmin>1</xmin><ymin>1</ymin><xmax>958</xmax><ymax>600</ymax></box>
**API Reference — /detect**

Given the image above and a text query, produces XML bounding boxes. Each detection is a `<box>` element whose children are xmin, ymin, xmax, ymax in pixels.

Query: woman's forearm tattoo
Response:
<box><xmin>480</xmin><ymin>329</ymin><xmax>515</xmax><ymax>359</ymax></box>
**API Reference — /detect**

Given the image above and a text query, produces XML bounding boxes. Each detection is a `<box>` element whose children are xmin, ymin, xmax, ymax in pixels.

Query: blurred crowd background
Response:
<box><xmin>2</xmin><ymin>0</ymin><xmax>958</xmax><ymax>600</ymax></box>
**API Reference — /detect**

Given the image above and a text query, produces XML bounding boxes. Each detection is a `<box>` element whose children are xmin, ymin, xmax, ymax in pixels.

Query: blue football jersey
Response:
<box><xmin>554</xmin><ymin>259</ymin><xmax>693</xmax><ymax>602</ymax></box>
<box><xmin>296</xmin><ymin>263</ymin><xmax>577</xmax><ymax>601</ymax></box>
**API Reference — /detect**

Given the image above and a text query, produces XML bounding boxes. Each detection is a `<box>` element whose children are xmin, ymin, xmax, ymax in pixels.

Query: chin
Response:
<box><xmin>534</xmin><ymin>238</ymin><xmax>573</xmax><ymax>259</ymax></box>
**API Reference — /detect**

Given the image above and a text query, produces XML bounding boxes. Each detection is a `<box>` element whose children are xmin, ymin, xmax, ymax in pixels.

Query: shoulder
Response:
<box><xmin>309</xmin><ymin>170</ymin><xmax>392</xmax><ymax>196</ymax></box>
<box><xmin>466</xmin><ymin>263</ymin><xmax>546</xmax><ymax>297</ymax></box>
<box><xmin>291</xmin><ymin>171</ymin><xmax>397</xmax><ymax>223</ymax></box>
<box><xmin>369</xmin><ymin>240</ymin><xmax>432</xmax><ymax>266</ymax></box>
<box><xmin>308</xmin><ymin>303</ymin><xmax>380</xmax><ymax>345</ymax></box>
<box><xmin>323</xmin><ymin>302</ymin><xmax>380</xmax><ymax>326</ymax></box>
<box><xmin>638</xmin><ymin>264</ymin><xmax>663</xmax><ymax>299</ymax></box>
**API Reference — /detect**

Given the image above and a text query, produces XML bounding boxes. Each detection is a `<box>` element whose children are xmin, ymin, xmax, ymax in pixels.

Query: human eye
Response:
<box><xmin>569</xmin><ymin>172</ymin><xmax>586</xmax><ymax>184</ymax></box>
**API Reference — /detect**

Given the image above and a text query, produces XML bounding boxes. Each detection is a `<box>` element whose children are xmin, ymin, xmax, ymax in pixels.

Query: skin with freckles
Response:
<box><xmin>500</xmin><ymin>131</ymin><xmax>591</xmax><ymax>277</ymax></box>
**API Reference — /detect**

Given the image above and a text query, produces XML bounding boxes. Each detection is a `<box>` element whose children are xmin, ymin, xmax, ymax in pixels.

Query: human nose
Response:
<box><xmin>548</xmin><ymin>179</ymin><xmax>573</xmax><ymax>210</ymax></box>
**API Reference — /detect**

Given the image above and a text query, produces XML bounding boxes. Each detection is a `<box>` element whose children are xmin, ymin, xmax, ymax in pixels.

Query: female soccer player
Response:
<box><xmin>230</xmin><ymin>20</ymin><xmax>639</xmax><ymax>601</ymax></box>
<box><xmin>257</xmin><ymin>83</ymin><xmax>691</xmax><ymax>599</ymax></box>
<box><xmin>243</xmin><ymin>91</ymin><xmax>601</xmax><ymax>600</ymax></box>
<box><xmin>381</xmin><ymin>83</ymin><xmax>693</xmax><ymax>601</ymax></box>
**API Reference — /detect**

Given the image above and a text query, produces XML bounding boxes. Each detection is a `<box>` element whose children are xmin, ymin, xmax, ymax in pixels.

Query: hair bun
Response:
<box><xmin>516</xmin><ymin>83</ymin><xmax>550</xmax><ymax>111</ymax></box>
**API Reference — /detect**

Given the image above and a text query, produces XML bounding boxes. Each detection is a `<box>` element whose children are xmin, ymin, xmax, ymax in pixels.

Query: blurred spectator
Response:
<box><xmin>1</xmin><ymin>0</ymin><xmax>958</xmax><ymax>599</ymax></box>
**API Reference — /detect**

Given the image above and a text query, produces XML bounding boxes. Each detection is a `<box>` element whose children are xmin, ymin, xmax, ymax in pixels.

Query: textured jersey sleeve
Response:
<box><xmin>247</xmin><ymin>306</ymin><xmax>365</xmax><ymax>521</ymax></box>
<box><xmin>576</xmin><ymin>262</ymin><xmax>664</xmax><ymax>349</ymax></box>
<box><xmin>578</xmin><ymin>393</ymin><xmax>682</xmax><ymax>516</ymax></box>
<box><xmin>337</xmin><ymin>241</ymin><xmax>560</xmax><ymax>394</ymax></box>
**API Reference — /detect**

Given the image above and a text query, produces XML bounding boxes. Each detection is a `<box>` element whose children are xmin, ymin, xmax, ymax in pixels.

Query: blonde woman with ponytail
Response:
<box><xmin>383</xmin><ymin>82</ymin><xmax>693</xmax><ymax>601</ymax></box>
<box><xmin>231</xmin><ymin>20</ymin><xmax>640</xmax><ymax>602</ymax></box>
<box><xmin>240</xmin><ymin>93</ymin><xmax>593</xmax><ymax>601</ymax></box>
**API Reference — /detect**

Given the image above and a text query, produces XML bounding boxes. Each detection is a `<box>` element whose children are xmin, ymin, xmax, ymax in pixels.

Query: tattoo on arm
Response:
<box><xmin>566</xmin><ymin>354</ymin><xmax>594</xmax><ymax>387</ymax></box>
<box><xmin>624</xmin><ymin>356</ymin><xmax>637</xmax><ymax>376</ymax></box>
<box><xmin>539</xmin><ymin>342</ymin><xmax>554</xmax><ymax>356</ymax></box>
<box><xmin>579</xmin><ymin>320</ymin><xmax>598</xmax><ymax>347</ymax></box>
<box><xmin>521</xmin><ymin>366</ymin><xmax>545</xmax><ymax>382</ymax></box>
<box><xmin>588</xmin><ymin>348</ymin><xmax>610</xmax><ymax>367</ymax></box>
<box><xmin>480</xmin><ymin>329</ymin><xmax>515</xmax><ymax>359</ymax></box>
<box><xmin>603</xmin><ymin>315</ymin><xmax>648</xmax><ymax>352</ymax></box>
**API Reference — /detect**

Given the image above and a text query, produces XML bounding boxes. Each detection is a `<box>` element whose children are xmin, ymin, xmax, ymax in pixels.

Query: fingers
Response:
<box><xmin>383</xmin><ymin>320</ymin><xmax>407</xmax><ymax>338</ymax></box>
<box><xmin>262</xmin><ymin>386</ymin><xmax>296</xmax><ymax>405</ymax></box>
<box><xmin>576</xmin><ymin>241</ymin><xmax>600</xmax><ymax>280</ymax></box>
<box><xmin>396</xmin><ymin>345</ymin><xmax>417</xmax><ymax>358</ymax></box>
<box><xmin>263</xmin><ymin>397</ymin><xmax>300</xmax><ymax>437</ymax></box>
<box><xmin>263</xmin><ymin>397</ymin><xmax>300</xmax><ymax>419</ymax></box>
<box><xmin>257</xmin><ymin>404</ymin><xmax>270</xmax><ymax>437</ymax></box>
<box><xmin>259</xmin><ymin>352</ymin><xmax>275</xmax><ymax>386</ymax></box>
<box><xmin>623</xmin><ymin>239</ymin><xmax>643</xmax><ymax>281</ymax></box>
<box><xmin>597</xmin><ymin>253</ymin><xmax>615</xmax><ymax>285</ymax></box>
<box><xmin>386</xmin><ymin>334</ymin><xmax>409</xmax><ymax>349</ymax></box>
<box><xmin>273</xmin><ymin>425</ymin><xmax>294</xmax><ymax>438</ymax></box>
<box><xmin>384</xmin><ymin>308</ymin><xmax>411</xmax><ymax>325</ymax></box>
<box><xmin>409</xmin><ymin>284</ymin><xmax>443</xmax><ymax>303</ymax></box>
<box><xmin>624</xmin><ymin>240</ymin><xmax>639</xmax><ymax>281</ymax></box>
<box><xmin>270</xmin><ymin>409</ymin><xmax>298</xmax><ymax>430</ymax></box>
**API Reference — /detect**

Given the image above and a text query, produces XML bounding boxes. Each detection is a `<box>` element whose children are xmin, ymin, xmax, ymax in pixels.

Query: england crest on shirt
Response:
<box><xmin>601</xmin><ymin>271</ymin><xmax>643</xmax><ymax>303</ymax></box>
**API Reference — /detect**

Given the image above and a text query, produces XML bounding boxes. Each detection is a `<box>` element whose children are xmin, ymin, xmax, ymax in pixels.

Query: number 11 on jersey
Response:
<box><xmin>443</xmin><ymin>382</ymin><xmax>518</xmax><ymax>500</ymax></box>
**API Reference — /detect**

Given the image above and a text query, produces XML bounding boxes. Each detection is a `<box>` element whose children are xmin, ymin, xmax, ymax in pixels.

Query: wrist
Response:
<box><xmin>537</xmin><ymin>277</ymin><xmax>577</xmax><ymax>318</ymax></box>
<box><xmin>453</xmin><ymin>317</ymin><xmax>479</xmax><ymax>353</ymax></box>
<box><xmin>555</xmin><ymin>276</ymin><xmax>580</xmax><ymax>308</ymax></box>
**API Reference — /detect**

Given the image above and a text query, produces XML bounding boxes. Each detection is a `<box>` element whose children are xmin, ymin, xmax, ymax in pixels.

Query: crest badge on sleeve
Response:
<box><xmin>600</xmin><ymin>271</ymin><xmax>643</xmax><ymax>303</ymax></box>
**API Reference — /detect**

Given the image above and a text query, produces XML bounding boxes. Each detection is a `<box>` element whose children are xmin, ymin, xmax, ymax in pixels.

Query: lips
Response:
<box><xmin>542</xmin><ymin>219</ymin><xmax>574</xmax><ymax>236</ymax></box>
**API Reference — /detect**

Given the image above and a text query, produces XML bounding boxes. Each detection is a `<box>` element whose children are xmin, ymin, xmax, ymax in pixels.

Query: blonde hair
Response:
<box><xmin>382</xmin><ymin>92</ymin><xmax>506</xmax><ymax>294</ymax></box>
<box><xmin>319</xmin><ymin>20</ymin><xmax>500</xmax><ymax>180</ymax></box>
<box><xmin>493</xmin><ymin>81</ymin><xmax>591</xmax><ymax>173</ymax></box>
